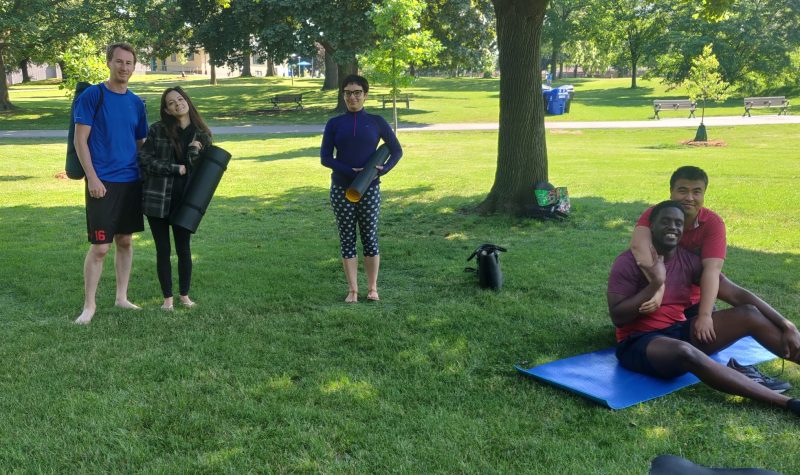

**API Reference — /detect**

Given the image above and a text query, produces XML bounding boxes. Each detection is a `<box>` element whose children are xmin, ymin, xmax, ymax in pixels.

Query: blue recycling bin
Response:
<box><xmin>556</xmin><ymin>85</ymin><xmax>574</xmax><ymax>113</ymax></box>
<box><xmin>541</xmin><ymin>85</ymin><xmax>552</xmax><ymax>111</ymax></box>
<box><xmin>546</xmin><ymin>90</ymin><xmax>568</xmax><ymax>115</ymax></box>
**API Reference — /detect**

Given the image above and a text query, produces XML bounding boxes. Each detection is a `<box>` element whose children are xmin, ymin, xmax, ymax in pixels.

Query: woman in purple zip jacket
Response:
<box><xmin>321</xmin><ymin>75</ymin><xmax>403</xmax><ymax>303</ymax></box>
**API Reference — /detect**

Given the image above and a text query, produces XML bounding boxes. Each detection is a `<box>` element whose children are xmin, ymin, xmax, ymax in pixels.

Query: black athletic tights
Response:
<box><xmin>146</xmin><ymin>215</ymin><xmax>192</xmax><ymax>298</ymax></box>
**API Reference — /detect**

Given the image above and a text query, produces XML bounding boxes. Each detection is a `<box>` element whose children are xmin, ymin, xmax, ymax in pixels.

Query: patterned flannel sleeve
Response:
<box><xmin>138</xmin><ymin>125</ymin><xmax>181</xmax><ymax>177</ymax></box>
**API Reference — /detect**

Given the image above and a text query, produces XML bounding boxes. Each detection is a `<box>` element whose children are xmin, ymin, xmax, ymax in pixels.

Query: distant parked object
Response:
<box><xmin>5</xmin><ymin>63</ymin><xmax>60</xmax><ymax>86</ymax></box>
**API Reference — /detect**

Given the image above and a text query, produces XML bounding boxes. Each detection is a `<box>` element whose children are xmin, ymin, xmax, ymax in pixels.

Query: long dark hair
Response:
<box><xmin>159</xmin><ymin>86</ymin><xmax>212</xmax><ymax>160</ymax></box>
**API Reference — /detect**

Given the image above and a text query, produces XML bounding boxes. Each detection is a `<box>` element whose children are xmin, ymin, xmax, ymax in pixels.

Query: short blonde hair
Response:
<box><xmin>106</xmin><ymin>43</ymin><xmax>137</xmax><ymax>64</ymax></box>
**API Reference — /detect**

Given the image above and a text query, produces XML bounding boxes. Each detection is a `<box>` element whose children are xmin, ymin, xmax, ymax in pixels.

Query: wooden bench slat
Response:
<box><xmin>379</xmin><ymin>94</ymin><xmax>412</xmax><ymax>109</ymax></box>
<box><xmin>743</xmin><ymin>96</ymin><xmax>788</xmax><ymax>117</ymax></box>
<box><xmin>652</xmin><ymin>99</ymin><xmax>696</xmax><ymax>119</ymax></box>
<box><xmin>271</xmin><ymin>93</ymin><xmax>304</xmax><ymax>111</ymax></box>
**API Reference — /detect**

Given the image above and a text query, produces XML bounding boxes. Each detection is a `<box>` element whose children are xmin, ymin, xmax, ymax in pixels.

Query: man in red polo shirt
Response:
<box><xmin>631</xmin><ymin>166</ymin><xmax>724</xmax><ymax>343</ymax></box>
<box><xmin>609</xmin><ymin>200</ymin><xmax>800</xmax><ymax>416</ymax></box>
<box><xmin>630</xmin><ymin>166</ymin><xmax>792</xmax><ymax>391</ymax></box>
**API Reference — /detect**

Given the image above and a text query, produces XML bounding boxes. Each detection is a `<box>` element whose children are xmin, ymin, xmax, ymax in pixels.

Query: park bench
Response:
<box><xmin>270</xmin><ymin>93</ymin><xmax>303</xmax><ymax>111</ymax></box>
<box><xmin>653</xmin><ymin>99</ymin><xmax>696</xmax><ymax>120</ymax></box>
<box><xmin>742</xmin><ymin>96</ymin><xmax>789</xmax><ymax>117</ymax></box>
<box><xmin>379</xmin><ymin>94</ymin><xmax>413</xmax><ymax>109</ymax></box>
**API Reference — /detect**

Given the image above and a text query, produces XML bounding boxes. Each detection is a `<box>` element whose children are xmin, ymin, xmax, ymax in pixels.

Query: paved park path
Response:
<box><xmin>2</xmin><ymin>114</ymin><xmax>798</xmax><ymax>138</ymax></box>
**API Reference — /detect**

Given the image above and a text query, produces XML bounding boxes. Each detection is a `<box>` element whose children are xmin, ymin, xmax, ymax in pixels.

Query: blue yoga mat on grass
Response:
<box><xmin>515</xmin><ymin>336</ymin><xmax>776</xmax><ymax>410</ymax></box>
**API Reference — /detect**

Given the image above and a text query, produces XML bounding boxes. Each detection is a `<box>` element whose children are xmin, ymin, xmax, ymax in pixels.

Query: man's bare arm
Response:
<box><xmin>75</xmin><ymin>124</ymin><xmax>106</xmax><ymax>198</ymax></box>
<box><xmin>608</xmin><ymin>256</ymin><xmax>666</xmax><ymax>327</ymax></box>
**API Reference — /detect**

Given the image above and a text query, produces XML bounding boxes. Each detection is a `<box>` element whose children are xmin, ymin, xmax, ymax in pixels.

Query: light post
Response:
<box><xmin>290</xmin><ymin>53</ymin><xmax>297</xmax><ymax>86</ymax></box>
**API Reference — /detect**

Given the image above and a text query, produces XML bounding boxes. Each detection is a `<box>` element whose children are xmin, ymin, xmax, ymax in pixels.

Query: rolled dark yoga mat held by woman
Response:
<box><xmin>320</xmin><ymin>74</ymin><xmax>403</xmax><ymax>303</ymax></box>
<box><xmin>138</xmin><ymin>86</ymin><xmax>212</xmax><ymax>311</ymax></box>
<box><xmin>346</xmin><ymin>144</ymin><xmax>391</xmax><ymax>203</ymax></box>
<box><xmin>171</xmin><ymin>145</ymin><xmax>231</xmax><ymax>233</ymax></box>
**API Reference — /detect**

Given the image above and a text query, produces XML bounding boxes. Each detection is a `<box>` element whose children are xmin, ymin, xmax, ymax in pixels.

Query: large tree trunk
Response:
<box><xmin>479</xmin><ymin>0</ymin><xmax>549</xmax><ymax>215</ymax></box>
<box><xmin>208</xmin><ymin>52</ymin><xmax>217</xmax><ymax>85</ymax></box>
<box><xmin>628</xmin><ymin>33</ymin><xmax>639</xmax><ymax>89</ymax></box>
<box><xmin>334</xmin><ymin>56</ymin><xmax>358</xmax><ymax>113</ymax></box>
<box><xmin>549</xmin><ymin>44</ymin><xmax>559</xmax><ymax>80</ymax></box>
<box><xmin>58</xmin><ymin>60</ymin><xmax>68</xmax><ymax>82</ymax></box>
<box><xmin>19</xmin><ymin>58</ymin><xmax>31</xmax><ymax>83</ymax></box>
<box><xmin>0</xmin><ymin>48</ymin><xmax>15</xmax><ymax>110</ymax></box>
<box><xmin>321</xmin><ymin>42</ymin><xmax>338</xmax><ymax>90</ymax></box>
<box><xmin>241</xmin><ymin>53</ymin><xmax>252</xmax><ymax>77</ymax></box>
<box><xmin>267</xmin><ymin>57</ymin><xmax>275</xmax><ymax>76</ymax></box>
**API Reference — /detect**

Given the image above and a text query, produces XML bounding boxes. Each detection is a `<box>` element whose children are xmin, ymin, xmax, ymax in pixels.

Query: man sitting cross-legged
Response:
<box><xmin>607</xmin><ymin>200</ymin><xmax>800</xmax><ymax>415</ymax></box>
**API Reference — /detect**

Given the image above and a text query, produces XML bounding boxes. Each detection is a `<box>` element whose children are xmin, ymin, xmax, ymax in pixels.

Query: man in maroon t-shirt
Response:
<box><xmin>609</xmin><ymin>200</ymin><xmax>800</xmax><ymax>416</ymax></box>
<box><xmin>631</xmin><ymin>166</ymin><xmax>725</xmax><ymax>345</ymax></box>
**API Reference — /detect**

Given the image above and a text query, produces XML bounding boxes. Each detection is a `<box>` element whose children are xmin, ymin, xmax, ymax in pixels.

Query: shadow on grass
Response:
<box><xmin>409</xmin><ymin>77</ymin><xmax>500</xmax><ymax>92</ymax></box>
<box><xmin>1</xmin><ymin>190</ymin><xmax>798</xmax><ymax>472</ymax></box>
<box><xmin>0</xmin><ymin>175</ymin><xmax>34</xmax><ymax>182</ymax></box>
<box><xmin>3</xmin><ymin>191</ymin><xmax>796</xmax><ymax>358</ymax></box>
<box><xmin>231</xmin><ymin>145</ymin><xmax>321</xmax><ymax>163</ymax></box>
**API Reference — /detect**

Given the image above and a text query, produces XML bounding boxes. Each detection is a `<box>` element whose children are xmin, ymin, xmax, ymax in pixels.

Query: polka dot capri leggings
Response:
<box><xmin>330</xmin><ymin>183</ymin><xmax>381</xmax><ymax>259</ymax></box>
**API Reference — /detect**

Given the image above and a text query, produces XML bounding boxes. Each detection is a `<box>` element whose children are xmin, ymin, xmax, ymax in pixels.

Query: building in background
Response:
<box><xmin>152</xmin><ymin>49</ymin><xmax>275</xmax><ymax>77</ymax></box>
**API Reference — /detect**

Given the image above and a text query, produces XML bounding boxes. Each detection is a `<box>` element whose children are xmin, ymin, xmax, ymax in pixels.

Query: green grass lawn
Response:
<box><xmin>2</xmin><ymin>75</ymin><xmax>796</xmax><ymax>130</ymax></box>
<box><xmin>1</xmin><ymin>125</ymin><xmax>799</xmax><ymax>473</ymax></box>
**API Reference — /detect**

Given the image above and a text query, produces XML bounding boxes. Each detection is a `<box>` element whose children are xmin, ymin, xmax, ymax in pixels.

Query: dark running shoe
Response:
<box><xmin>728</xmin><ymin>358</ymin><xmax>792</xmax><ymax>393</ymax></box>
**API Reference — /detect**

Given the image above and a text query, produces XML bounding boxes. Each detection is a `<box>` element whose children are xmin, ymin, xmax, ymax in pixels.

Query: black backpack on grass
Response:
<box><xmin>466</xmin><ymin>243</ymin><xmax>507</xmax><ymax>290</ymax></box>
<box><xmin>65</xmin><ymin>82</ymin><xmax>104</xmax><ymax>179</ymax></box>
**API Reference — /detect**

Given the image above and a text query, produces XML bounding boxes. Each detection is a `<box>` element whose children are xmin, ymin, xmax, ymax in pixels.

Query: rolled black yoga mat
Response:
<box><xmin>345</xmin><ymin>144</ymin><xmax>390</xmax><ymax>203</ymax></box>
<box><xmin>172</xmin><ymin>145</ymin><xmax>232</xmax><ymax>233</ymax></box>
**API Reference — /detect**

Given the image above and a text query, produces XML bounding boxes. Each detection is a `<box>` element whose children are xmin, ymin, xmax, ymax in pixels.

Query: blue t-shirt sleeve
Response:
<box><xmin>135</xmin><ymin>99</ymin><xmax>148</xmax><ymax>140</ymax></box>
<box><xmin>374</xmin><ymin>115</ymin><xmax>403</xmax><ymax>175</ymax></box>
<box><xmin>73</xmin><ymin>86</ymin><xmax>102</xmax><ymax>126</ymax></box>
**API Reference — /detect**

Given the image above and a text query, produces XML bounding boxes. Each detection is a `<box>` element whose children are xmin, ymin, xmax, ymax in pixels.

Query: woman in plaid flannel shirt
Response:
<box><xmin>139</xmin><ymin>87</ymin><xmax>212</xmax><ymax>311</ymax></box>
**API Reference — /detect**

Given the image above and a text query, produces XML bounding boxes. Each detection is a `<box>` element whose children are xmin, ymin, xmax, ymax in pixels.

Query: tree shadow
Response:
<box><xmin>231</xmin><ymin>145</ymin><xmax>321</xmax><ymax>163</ymax></box>
<box><xmin>1</xmin><ymin>192</ymin><xmax>796</xmax><ymax>364</ymax></box>
<box><xmin>0</xmin><ymin>175</ymin><xmax>34</xmax><ymax>182</ymax></box>
<box><xmin>409</xmin><ymin>77</ymin><xmax>500</xmax><ymax>93</ymax></box>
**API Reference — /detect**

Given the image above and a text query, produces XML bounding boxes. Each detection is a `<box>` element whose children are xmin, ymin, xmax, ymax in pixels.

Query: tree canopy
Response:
<box><xmin>360</xmin><ymin>0</ymin><xmax>442</xmax><ymax>130</ymax></box>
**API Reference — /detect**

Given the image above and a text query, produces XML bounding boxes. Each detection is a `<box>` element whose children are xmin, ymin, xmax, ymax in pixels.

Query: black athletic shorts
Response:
<box><xmin>85</xmin><ymin>180</ymin><xmax>144</xmax><ymax>244</ymax></box>
<box><xmin>616</xmin><ymin>320</ymin><xmax>692</xmax><ymax>377</ymax></box>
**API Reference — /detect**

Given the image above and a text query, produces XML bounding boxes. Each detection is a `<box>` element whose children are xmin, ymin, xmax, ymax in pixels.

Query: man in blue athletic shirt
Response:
<box><xmin>73</xmin><ymin>42</ymin><xmax>148</xmax><ymax>324</ymax></box>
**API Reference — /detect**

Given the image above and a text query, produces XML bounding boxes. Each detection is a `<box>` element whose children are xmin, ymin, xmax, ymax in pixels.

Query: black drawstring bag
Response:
<box><xmin>465</xmin><ymin>243</ymin><xmax>507</xmax><ymax>290</ymax></box>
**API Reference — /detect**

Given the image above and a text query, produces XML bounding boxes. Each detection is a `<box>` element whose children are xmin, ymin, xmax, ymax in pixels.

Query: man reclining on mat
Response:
<box><xmin>630</xmin><ymin>165</ymin><xmax>791</xmax><ymax>391</ymax></box>
<box><xmin>607</xmin><ymin>200</ymin><xmax>800</xmax><ymax>416</ymax></box>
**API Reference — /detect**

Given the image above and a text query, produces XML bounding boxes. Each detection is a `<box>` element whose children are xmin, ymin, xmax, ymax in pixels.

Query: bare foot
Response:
<box><xmin>345</xmin><ymin>290</ymin><xmax>358</xmax><ymax>303</ymax></box>
<box><xmin>115</xmin><ymin>300</ymin><xmax>141</xmax><ymax>310</ymax></box>
<box><xmin>74</xmin><ymin>308</ymin><xmax>95</xmax><ymax>325</ymax></box>
<box><xmin>179</xmin><ymin>296</ymin><xmax>195</xmax><ymax>308</ymax></box>
<box><xmin>162</xmin><ymin>297</ymin><xmax>174</xmax><ymax>311</ymax></box>
<box><xmin>367</xmin><ymin>289</ymin><xmax>380</xmax><ymax>301</ymax></box>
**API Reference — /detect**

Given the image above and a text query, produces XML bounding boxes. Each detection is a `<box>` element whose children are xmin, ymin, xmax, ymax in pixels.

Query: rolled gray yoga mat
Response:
<box><xmin>649</xmin><ymin>455</ymin><xmax>782</xmax><ymax>475</ymax></box>
<box><xmin>345</xmin><ymin>144</ymin><xmax>390</xmax><ymax>203</ymax></box>
<box><xmin>172</xmin><ymin>145</ymin><xmax>232</xmax><ymax>233</ymax></box>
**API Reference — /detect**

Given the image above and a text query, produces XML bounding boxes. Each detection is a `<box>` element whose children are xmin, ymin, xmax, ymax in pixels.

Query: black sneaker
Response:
<box><xmin>789</xmin><ymin>399</ymin><xmax>800</xmax><ymax>416</ymax></box>
<box><xmin>728</xmin><ymin>358</ymin><xmax>792</xmax><ymax>393</ymax></box>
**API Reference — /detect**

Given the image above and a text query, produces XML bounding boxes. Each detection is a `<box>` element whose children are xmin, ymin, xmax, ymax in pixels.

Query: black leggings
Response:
<box><xmin>146</xmin><ymin>215</ymin><xmax>192</xmax><ymax>298</ymax></box>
